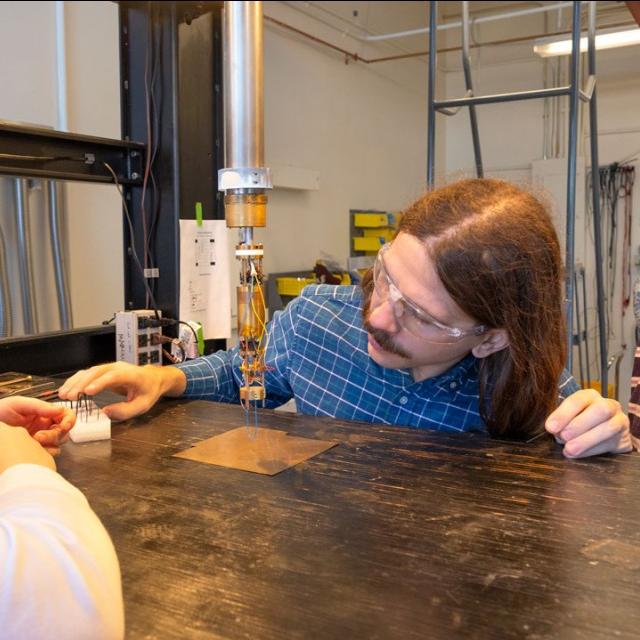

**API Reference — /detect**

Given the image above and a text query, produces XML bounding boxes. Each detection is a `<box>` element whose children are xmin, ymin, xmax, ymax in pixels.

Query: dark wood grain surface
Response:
<box><xmin>57</xmin><ymin>399</ymin><xmax>640</xmax><ymax>640</ymax></box>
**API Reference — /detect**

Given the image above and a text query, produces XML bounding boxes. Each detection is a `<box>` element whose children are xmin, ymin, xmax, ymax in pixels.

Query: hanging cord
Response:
<box><xmin>147</xmin><ymin>6</ymin><xmax>163</xmax><ymax>306</ymax></box>
<box><xmin>621</xmin><ymin>167</ymin><xmax>636</xmax><ymax>314</ymax></box>
<box><xmin>599</xmin><ymin>165</ymin><xmax>619</xmax><ymax>328</ymax></box>
<box><xmin>585</xmin><ymin>164</ymin><xmax>636</xmax><ymax>388</ymax></box>
<box><xmin>178</xmin><ymin>320</ymin><xmax>201</xmax><ymax>356</ymax></box>
<box><xmin>597</xmin><ymin>164</ymin><xmax>624</xmax><ymax>342</ymax></box>
<box><xmin>103</xmin><ymin>162</ymin><xmax>160</xmax><ymax>317</ymax></box>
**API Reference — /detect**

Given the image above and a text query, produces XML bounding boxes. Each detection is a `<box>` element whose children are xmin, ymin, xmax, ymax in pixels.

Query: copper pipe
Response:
<box><xmin>265</xmin><ymin>15</ymin><xmax>360</xmax><ymax>62</ymax></box>
<box><xmin>264</xmin><ymin>15</ymin><xmax>636</xmax><ymax>65</ymax></box>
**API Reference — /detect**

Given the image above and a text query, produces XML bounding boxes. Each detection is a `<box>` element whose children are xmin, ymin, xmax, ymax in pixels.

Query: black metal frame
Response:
<box><xmin>0</xmin><ymin>0</ymin><xmax>225</xmax><ymax>374</ymax></box>
<box><xmin>119</xmin><ymin>1</ymin><xmax>225</xmax><ymax>320</ymax></box>
<box><xmin>0</xmin><ymin>122</ymin><xmax>144</xmax><ymax>183</ymax></box>
<box><xmin>426</xmin><ymin>1</ymin><xmax>608</xmax><ymax>394</ymax></box>
<box><xmin>0</xmin><ymin>326</ymin><xmax>116</xmax><ymax>376</ymax></box>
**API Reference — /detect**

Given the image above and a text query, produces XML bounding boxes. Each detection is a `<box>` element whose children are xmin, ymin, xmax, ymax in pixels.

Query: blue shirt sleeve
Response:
<box><xmin>174</xmin><ymin>297</ymin><xmax>300</xmax><ymax>408</ymax></box>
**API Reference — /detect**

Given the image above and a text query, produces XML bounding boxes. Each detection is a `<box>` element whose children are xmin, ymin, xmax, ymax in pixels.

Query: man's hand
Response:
<box><xmin>545</xmin><ymin>389</ymin><xmax>633</xmax><ymax>458</ymax></box>
<box><xmin>58</xmin><ymin>362</ymin><xmax>187</xmax><ymax>421</ymax></box>
<box><xmin>0</xmin><ymin>397</ymin><xmax>75</xmax><ymax>455</ymax></box>
<box><xmin>0</xmin><ymin>423</ymin><xmax>56</xmax><ymax>474</ymax></box>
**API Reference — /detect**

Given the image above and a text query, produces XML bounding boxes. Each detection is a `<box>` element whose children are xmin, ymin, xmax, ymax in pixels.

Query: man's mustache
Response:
<box><xmin>361</xmin><ymin>275</ymin><xmax>410</xmax><ymax>359</ymax></box>
<box><xmin>363</xmin><ymin>318</ymin><xmax>411</xmax><ymax>359</ymax></box>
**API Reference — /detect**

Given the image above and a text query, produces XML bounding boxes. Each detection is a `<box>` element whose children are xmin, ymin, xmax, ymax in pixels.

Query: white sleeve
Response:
<box><xmin>0</xmin><ymin>464</ymin><xmax>124</xmax><ymax>640</ymax></box>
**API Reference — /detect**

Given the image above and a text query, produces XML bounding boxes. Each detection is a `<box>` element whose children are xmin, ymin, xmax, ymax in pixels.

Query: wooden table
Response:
<box><xmin>57</xmin><ymin>399</ymin><xmax>640</xmax><ymax>639</ymax></box>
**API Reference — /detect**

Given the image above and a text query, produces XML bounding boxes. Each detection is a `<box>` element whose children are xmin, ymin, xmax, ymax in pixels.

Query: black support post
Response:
<box><xmin>461</xmin><ymin>1</ymin><xmax>483</xmax><ymax>178</ymax></box>
<box><xmin>119</xmin><ymin>1</ymin><xmax>224</xmax><ymax>323</ymax></box>
<box><xmin>587</xmin><ymin>3</ymin><xmax>608</xmax><ymax>396</ymax></box>
<box><xmin>564</xmin><ymin>2</ymin><xmax>581</xmax><ymax>373</ymax></box>
<box><xmin>427</xmin><ymin>1</ymin><xmax>437</xmax><ymax>188</ymax></box>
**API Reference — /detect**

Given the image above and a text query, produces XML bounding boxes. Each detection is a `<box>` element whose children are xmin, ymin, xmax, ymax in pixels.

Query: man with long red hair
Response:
<box><xmin>60</xmin><ymin>179</ymin><xmax>632</xmax><ymax>458</ymax></box>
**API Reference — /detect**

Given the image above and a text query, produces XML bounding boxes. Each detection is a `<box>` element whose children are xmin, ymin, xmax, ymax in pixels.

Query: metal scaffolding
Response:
<box><xmin>426</xmin><ymin>0</ymin><xmax>608</xmax><ymax>395</ymax></box>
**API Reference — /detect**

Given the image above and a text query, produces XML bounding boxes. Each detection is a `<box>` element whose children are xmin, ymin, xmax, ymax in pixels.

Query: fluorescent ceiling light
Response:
<box><xmin>534</xmin><ymin>27</ymin><xmax>640</xmax><ymax>57</ymax></box>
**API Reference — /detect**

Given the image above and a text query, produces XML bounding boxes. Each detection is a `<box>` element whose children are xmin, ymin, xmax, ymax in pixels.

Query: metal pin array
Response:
<box><xmin>243</xmin><ymin>400</ymin><xmax>260</xmax><ymax>439</ymax></box>
<box><xmin>60</xmin><ymin>393</ymin><xmax>98</xmax><ymax>421</ymax></box>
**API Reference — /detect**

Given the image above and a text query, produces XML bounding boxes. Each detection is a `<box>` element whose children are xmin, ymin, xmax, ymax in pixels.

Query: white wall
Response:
<box><xmin>1</xmin><ymin>1</ymin><xmax>430</xmax><ymax>337</ymax></box>
<box><xmin>0</xmin><ymin>1</ymin><xmax>58</xmax><ymax>336</ymax></box>
<box><xmin>0</xmin><ymin>0</ymin><xmax>123</xmax><ymax>337</ymax></box>
<box><xmin>256</xmin><ymin>2</ymin><xmax>429</xmax><ymax>277</ymax></box>
<box><xmin>63</xmin><ymin>1</ymin><xmax>123</xmax><ymax>330</ymax></box>
<box><xmin>442</xmin><ymin>29</ymin><xmax>640</xmax><ymax>407</ymax></box>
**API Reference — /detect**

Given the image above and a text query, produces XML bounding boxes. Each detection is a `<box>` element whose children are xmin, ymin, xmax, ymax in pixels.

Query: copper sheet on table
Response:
<box><xmin>173</xmin><ymin>427</ymin><xmax>338</xmax><ymax>475</ymax></box>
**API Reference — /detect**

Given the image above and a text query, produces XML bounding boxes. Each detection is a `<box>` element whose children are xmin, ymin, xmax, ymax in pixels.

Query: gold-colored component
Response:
<box><xmin>240</xmin><ymin>386</ymin><xmax>266</xmax><ymax>402</ymax></box>
<box><xmin>224</xmin><ymin>193</ymin><xmax>267</xmax><ymax>227</ymax></box>
<box><xmin>237</xmin><ymin>285</ymin><xmax>265</xmax><ymax>337</ymax></box>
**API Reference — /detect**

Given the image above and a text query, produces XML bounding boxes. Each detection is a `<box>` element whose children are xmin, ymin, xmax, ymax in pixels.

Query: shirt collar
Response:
<box><xmin>433</xmin><ymin>353</ymin><xmax>479</xmax><ymax>391</ymax></box>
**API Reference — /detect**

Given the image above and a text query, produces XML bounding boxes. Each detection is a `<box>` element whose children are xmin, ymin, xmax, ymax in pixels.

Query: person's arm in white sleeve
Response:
<box><xmin>0</xmin><ymin>424</ymin><xmax>124</xmax><ymax>640</ymax></box>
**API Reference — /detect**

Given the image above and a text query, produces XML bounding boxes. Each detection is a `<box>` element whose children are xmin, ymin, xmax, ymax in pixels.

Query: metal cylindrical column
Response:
<box><xmin>462</xmin><ymin>1</ymin><xmax>483</xmax><ymax>178</ymax></box>
<box><xmin>574</xmin><ymin>269</ymin><xmax>585</xmax><ymax>388</ymax></box>
<box><xmin>221</xmin><ymin>1</ymin><xmax>271</xmax><ymax>417</ymax></box>
<box><xmin>13</xmin><ymin>178</ymin><xmax>39</xmax><ymax>335</ymax></box>
<box><xmin>564</xmin><ymin>2</ymin><xmax>581</xmax><ymax>372</ymax></box>
<box><xmin>580</xmin><ymin>266</ymin><xmax>592</xmax><ymax>384</ymax></box>
<box><xmin>224</xmin><ymin>1</ymin><xmax>264</xmax><ymax>169</ymax></box>
<box><xmin>0</xmin><ymin>224</ymin><xmax>12</xmax><ymax>337</ymax></box>
<box><xmin>587</xmin><ymin>2</ymin><xmax>608</xmax><ymax>396</ymax></box>
<box><xmin>46</xmin><ymin>180</ymin><xmax>73</xmax><ymax>330</ymax></box>
<box><xmin>426</xmin><ymin>1</ymin><xmax>437</xmax><ymax>187</ymax></box>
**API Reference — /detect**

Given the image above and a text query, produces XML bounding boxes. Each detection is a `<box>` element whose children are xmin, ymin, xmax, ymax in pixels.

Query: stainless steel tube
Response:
<box><xmin>563</xmin><ymin>2</ymin><xmax>581</xmax><ymax>372</ymax></box>
<box><xmin>426</xmin><ymin>1</ymin><xmax>437</xmax><ymax>187</ymax></box>
<box><xmin>46</xmin><ymin>180</ymin><xmax>73</xmax><ymax>329</ymax></box>
<box><xmin>13</xmin><ymin>178</ymin><xmax>38</xmax><ymax>335</ymax></box>
<box><xmin>462</xmin><ymin>1</ymin><xmax>483</xmax><ymax>178</ymax></box>
<box><xmin>587</xmin><ymin>2</ymin><xmax>608</xmax><ymax>396</ymax></box>
<box><xmin>0</xmin><ymin>223</ymin><xmax>12</xmax><ymax>337</ymax></box>
<box><xmin>224</xmin><ymin>1</ymin><xmax>264</xmax><ymax>169</ymax></box>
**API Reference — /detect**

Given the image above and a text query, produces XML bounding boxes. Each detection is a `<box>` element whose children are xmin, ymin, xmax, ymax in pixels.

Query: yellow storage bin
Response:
<box><xmin>363</xmin><ymin>228</ymin><xmax>394</xmax><ymax>241</ymax></box>
<box><xmin>353</xmin><ymin>236</ymin><xmax>386</xmax><ymax>252</ymax></box>
<box><xmin>276</xmin><ymin>276</ymin><xmax>315</xmax><ymax>297</ymax></box>
<box><xmin>276</xmin><ymin>272</ymin><xmax>351</xmax><ymax>297</ymax></box>
<box><xmin>353</xmin><ymin>212</ymin><xmax>392</xmax><ymax>228</ymax></box>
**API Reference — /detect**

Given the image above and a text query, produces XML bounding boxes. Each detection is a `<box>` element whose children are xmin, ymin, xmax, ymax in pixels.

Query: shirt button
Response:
<box><xmin>399</xmin><ymin>396</ymin><xmax>408</xmax><ymax>405</ymax></box>
<box><xmin>449</xmin><ymin>382</ymin><xmax>458</xmax><ymax>390</ymax></box>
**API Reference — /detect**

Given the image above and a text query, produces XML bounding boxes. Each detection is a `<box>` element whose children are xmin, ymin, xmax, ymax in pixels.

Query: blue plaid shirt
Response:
<box><xmin>176</xmin><ymin>285</ymin><xmax>579</xmax><ymax>433</ymax></box>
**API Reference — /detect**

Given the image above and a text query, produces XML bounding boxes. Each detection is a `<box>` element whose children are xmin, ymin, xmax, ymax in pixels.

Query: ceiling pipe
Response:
<box><xmin>264</xmin><ymin>14</ymin><xmax>635</xmax><ymax>65</ymax></box>
<box><xmin>357</xmin><ymin>1</ymin><xmax>575</xmax><ymax>42</ymax></box>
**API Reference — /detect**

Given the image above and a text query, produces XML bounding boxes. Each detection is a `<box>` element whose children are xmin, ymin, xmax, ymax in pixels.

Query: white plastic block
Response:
<box><xmin>55</xmin><ymin>400</ymin><xmax>111</xmax><ymax>443</ymax></box>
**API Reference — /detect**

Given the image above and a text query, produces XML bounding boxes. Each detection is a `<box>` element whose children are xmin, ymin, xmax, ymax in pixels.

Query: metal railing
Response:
<box><xmin>426</xmin><ymin>0</ymin><xmax>608</xmax><ymax>395</ymax></box>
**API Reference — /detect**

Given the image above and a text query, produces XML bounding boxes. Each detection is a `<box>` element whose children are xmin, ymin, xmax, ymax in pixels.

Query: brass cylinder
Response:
<box><xmin>237</xmin><ymin>285</ymin><xmax>265</xmax><ymax>337</ymax></box>
<box><xmin>240</xmin><ymin>386</ymin><xmax>266</xmax><ymax>402</ymax></box>
<box><xmin>225</xmin><ymin>194</ymin><xmax>267</xmax><ymax>228</ymax></box>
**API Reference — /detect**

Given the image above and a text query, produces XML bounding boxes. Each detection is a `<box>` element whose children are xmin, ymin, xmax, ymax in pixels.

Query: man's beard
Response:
<box><xmin>361</xmin><ymin>272</ymin><xmax>411</xmax><ymax>360</ymax></box>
